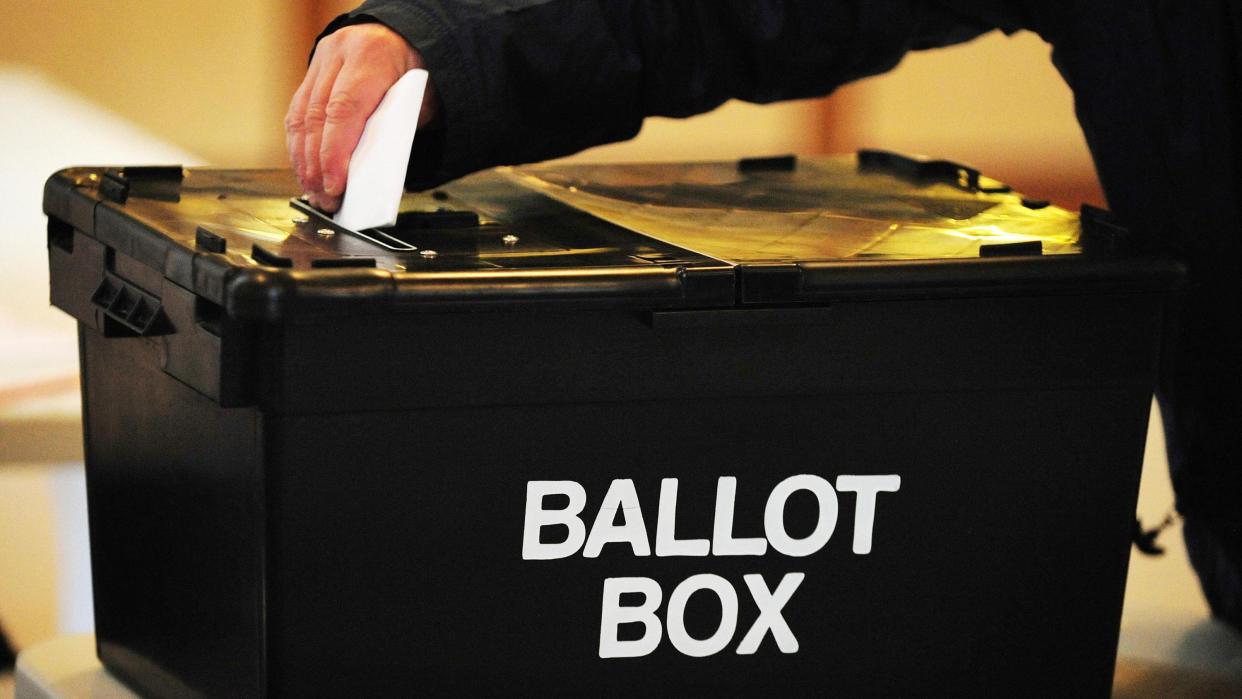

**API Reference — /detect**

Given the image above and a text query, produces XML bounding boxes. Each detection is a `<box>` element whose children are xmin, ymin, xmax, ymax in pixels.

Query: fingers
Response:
<box><xmin>284</xmin><ymin>60</ymin><xmax>320</xmax><ymax>193</ymax></box>
<box><xmin>285</xmin><ymin>24</ymin><xmax>425</xmax><ymax>213</ymax></box>
<box><xmin>317</xmin><ymin>63</ymin><xmax>404</xmax><ymax>212</ymax></box>
<box><xmin>301</xmin><ymin>57</ymin><xmax>344</xmax><ymax>209</ymax></box>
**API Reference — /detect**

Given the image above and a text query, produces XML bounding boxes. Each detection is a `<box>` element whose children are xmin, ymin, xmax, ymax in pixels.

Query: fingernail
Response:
<box><xmin>323</xmin><ymin>174</ymin><xmax>339</xmax><ymax>197</ymax></box>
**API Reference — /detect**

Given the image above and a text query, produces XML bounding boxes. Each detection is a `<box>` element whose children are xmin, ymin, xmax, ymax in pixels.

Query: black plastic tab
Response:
<box><xmin>392</xmin><ymin>209</ymin><xmax>481</xmax><ymax>229</ymax></box>
<box><xmin>979</xmin><ymin>241</ymin><xmax>1043</xmax><ymax>257</ymax></box>
<box><xmin>99</xmin><ymin>166</ymin><xmax>185</xmax><ymax>205</ymax></box>
<box><xmin>121</xmin><ymin>166</ymin><xmax>184</xmax><ymax>181</ymax></box>
<box><xmin>738</xmin><ymin>155</ymin><xmax>797</xmax><ymax>173</ymax></box>
<box><xmin>648</xmin><ymin>306</ymin><xmax>833</xmax><ymax>329</ymax></box>
<box><xmin>251</xmin><ymin>244</ymin><xmax>293</xmax><ymax>268</ymax></box>
<box><xmin>195</xmin><ymin>226</ymin><xmax>227</xmax><ymax>253</ymax></box>
<box><xmin>91</xmin><ymin>273</ymin><xmax>169</xmax><ymax>336</ymax></box>
<box><xmin>858</xmin><ymin>149</ymin><xmax>1011</xmax><ymax>194</ymax></box>
<box><xmin>100</xmin><ymin>170</ymin><xmax>129</xmax><ymax>204</ymax></box>
<box><xmin>311</xmin><ymin>257</ymin><xmax>377</xmax><ymax>269</ymax></box>
<box><xmin>739</xmin><ymin>264</ymin><xmax>802</xmax><ymax>304</ymax></box>
<box><xmin>1080</xmin><ymin>205</ymin><xmax>1135</xmax><ymax>254</ymax></box>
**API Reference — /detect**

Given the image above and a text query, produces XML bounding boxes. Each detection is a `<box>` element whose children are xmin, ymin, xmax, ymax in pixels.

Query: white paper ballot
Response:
<box><xmin>334</xmin><ymin>69</ymin><xmax>429</xmax><ymax>232</ymax></box>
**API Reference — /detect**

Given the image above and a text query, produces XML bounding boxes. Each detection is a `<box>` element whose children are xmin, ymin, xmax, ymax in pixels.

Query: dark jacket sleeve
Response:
<box><xmin>321</xmin><ymin>0</ymin><xmax>990</xmax><ymax>189</ymax></box>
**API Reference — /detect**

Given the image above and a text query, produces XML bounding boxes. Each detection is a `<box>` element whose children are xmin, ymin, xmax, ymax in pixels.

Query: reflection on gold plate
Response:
<box><xmin>510</xmin><ymin>157</ymin><xmax>1079</xmax><ymax>263</ymax></box>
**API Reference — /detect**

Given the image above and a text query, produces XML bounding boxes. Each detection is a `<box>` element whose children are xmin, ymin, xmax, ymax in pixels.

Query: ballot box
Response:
<box><xmin>43</xmin><ymin>152</ymin><xmax>1182</xmax><ymax>696</ymax></box>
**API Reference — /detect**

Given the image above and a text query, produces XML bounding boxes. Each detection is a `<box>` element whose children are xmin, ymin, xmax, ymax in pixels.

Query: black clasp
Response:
<box><xmin>858</xmin><ymin>149</ymin><xmax>1011</xmax><ymax>194</ymax></box>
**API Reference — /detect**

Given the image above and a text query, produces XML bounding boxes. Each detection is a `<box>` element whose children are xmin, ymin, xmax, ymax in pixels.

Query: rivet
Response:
<box><xmin>420</xmin><ymin>249</ymin><xmax>438</xmax><ymax>258</ymax></box>
<box><xmin>502</xmin><ymin>234</ymin><xmax>519</xmax><ymax>246</ymax></box>
<box><xmin>317</xmin><ymin>228</ymin><xmax>335</xmax><ymax>237</ymax></box>
<box><xmin>292</xmin><ymin>215</ymin><xmax>309</xmax><ymax>224</ymax></box>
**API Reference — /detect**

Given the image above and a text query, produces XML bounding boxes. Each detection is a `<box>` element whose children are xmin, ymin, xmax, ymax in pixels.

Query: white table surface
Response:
<box><xmin>14</xmin><ymin>636</ymin><xmax>133</xmax><ymax>699</ymax></box>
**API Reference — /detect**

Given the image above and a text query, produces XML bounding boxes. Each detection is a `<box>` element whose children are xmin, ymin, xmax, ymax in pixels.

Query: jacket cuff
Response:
<box><xmin>319</xmin><ymin>2</ymin><xmax>490</xmax><ymax>189</ymax></box>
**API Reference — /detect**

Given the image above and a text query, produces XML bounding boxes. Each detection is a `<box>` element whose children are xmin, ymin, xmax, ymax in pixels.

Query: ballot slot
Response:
<box><xmin>290</xmin><ymin>198</ymin><xmax>489</xmax><ymax>255</ymax></box>
<box><xmin>374</xmin><ymin>208</ymin><xmax>484</xmax><ymax>250</ymax></box>
<box><xmin>290</xmin><ymin>197</ymin><xmax>417</xmax><ymax>252</ymax></box>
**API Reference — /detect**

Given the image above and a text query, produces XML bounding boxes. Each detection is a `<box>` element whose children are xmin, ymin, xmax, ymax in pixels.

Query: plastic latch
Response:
<box><xmin>121</xmin><ymin>165</ymin><xmax>185</xmax><ymax>181</ymax></box>
<box><xmin>391</xmin><ymin>209</ymin><xmax>481</xmax><ymax>229</ymax></box>
<box><xmin>311</xmin><ymin>257</ymin><xmax>377</xmax><ymax>269</ymax></box>
<box><xmin>98</xmin><ymin>166</ymin><xmax>185</xmax><ymax>205</ymax></box>
<box><xmin>1080</xmin><ymin>204</ymin><xmax>1135</xmax><ymax>254</ymax></box>
<box><xmin>195</xmin><ymin>226</ymin><xmax>227</xmax><ymax>253</ymax></box>
<box><xmin>979</xmin><ymin>240</ymin><xmax>1043</xmax><ymax>257</ymax></box>
<box><xmin>634</xmin><ymin>252</ymin><xmax>699</xmax><ymax>266</ymax></box>
<box><xmin>738</xmin><ymin>155</ymin><xmax>797</xmax><ymax>173</ymax></box>
<box><xmin>857</xmin><ymin>149</ymin><xmax>1011</xmax><ymax>194</ymax></box>
<box><xmin>90</xmin><ymin>273</ymin><xmax>169</xmax><ymax>336</ymax></box>
<box><xmin>251</xmin><ymin>244</ymin><xmax>293</xmax><ymax>268</ymax></box>
<box><xmin>100</xmin><ymin>170</ymin><xmax>129</xmax><ymax>204</ymax></box>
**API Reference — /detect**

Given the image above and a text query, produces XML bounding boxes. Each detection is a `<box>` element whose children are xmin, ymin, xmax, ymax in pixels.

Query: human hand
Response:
<box><xmin>285</xmin><ymin>23</ymin><xmax>437</xmax><ymax>213</ymax></box>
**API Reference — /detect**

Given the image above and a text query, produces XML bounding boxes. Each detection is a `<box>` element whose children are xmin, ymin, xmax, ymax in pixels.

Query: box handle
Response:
<box><xmin>90</xmin><ymin>273</ymin><xmax>171</xmax><ymax>336</ymax></box>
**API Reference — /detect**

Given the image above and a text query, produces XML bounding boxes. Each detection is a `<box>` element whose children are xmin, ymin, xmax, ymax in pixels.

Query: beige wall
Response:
<box><xmin>0</xmin><ymin>1</ymin><xmax>309</xmax><ymax>166</ymax></box>
<box><xmin>0</xmin><ymin>0</ymin><xmax>824</xmax><ymax>169</ymax></box>
<box><xmin>0</xmin><ymin>6</ymin><xmax>1102</xmax><ymax>208</ymax></box>
<box><xmin>0</xmin><ymin>465</ymin><xmax>57</xmax><ymax>649</ymax></box>
<box><xmin>825</xmin><ymin>30</ymin><xmax>1104</xmax><ymax>208</ymax></box>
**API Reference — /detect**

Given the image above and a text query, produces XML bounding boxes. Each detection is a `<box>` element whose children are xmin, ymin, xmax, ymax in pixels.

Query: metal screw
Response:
<box><xmin>317</xmin><ymin>228</ymin><xmax>335</xmax><ymax>237</ymax></box>
<box><xmin>292</xmin><ymin>215</ymin><xmax>309</xmax><ymax>224</ymax></box>
<box><xmin>420</xmin><ymin>249</ymin><xmax>438</xmax><ymax>258</ymax></box>
<box><xmin>502</xmin><ymin>234</ymin><xmax>519</xmax><ymax>246</ymax></box>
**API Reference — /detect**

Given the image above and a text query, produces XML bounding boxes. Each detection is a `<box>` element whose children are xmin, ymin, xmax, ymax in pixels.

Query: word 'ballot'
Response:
<box><xmin>521</xmin><ymin>474</ymin><xmax>901</xmax><ymax>658</ymax></box>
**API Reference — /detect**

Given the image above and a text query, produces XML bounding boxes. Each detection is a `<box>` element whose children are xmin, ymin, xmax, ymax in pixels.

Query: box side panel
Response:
<box><xmin>266</xmin><ymin>293</ymin><xmax>1168</xmax><ymax>414</ymax></box>
<box><xmin>80</xmin><ymin>328</ymin><xmax>266</xmax><ymax>698</ymax></box>
<box><xmin>265</xmin><ymin>387</ymin><xmax>1150</xmax><ymax>695</ymax></box>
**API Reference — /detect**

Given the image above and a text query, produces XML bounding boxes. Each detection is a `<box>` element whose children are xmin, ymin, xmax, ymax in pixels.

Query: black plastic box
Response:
<box><xmin>44</xmin><ymin>153</ymin><xmax>1183</xmax><ymax>696</ymax></box>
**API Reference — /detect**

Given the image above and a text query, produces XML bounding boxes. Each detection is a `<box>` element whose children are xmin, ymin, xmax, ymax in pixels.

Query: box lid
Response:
<box><xmin>43</xmin><ymin>152</ymin><xmax>1183</xmax><ymax>321</ymax></box>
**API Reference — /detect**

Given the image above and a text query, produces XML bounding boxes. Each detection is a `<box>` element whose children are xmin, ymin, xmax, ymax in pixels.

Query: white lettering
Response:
<box><xmin>711</xmin><ymin>477</ymin><xmax>768</xmax><ymax>556</ymax></box>
<box><xmin>599</xmin><ymin>577</ymin><xmax>663</xmax><ymax>658</ymax></box>
<box><xmin>763</xmin><ymin>475</ymin><xmax>838</xmax><ymax>557</ymax></box>
<box><xmin>666</xmin><ymin>574</ymin><xmax>739</xmax><ymax>657</ymax></box>
<box><xmin>584</xmin><ymin>479</ymin><xmax>651</xmax><ymax>558</ymax></box>
<box><xmin>735</xmin><ymin>573</ymin><xmax>804</xmax><ymax>654</ymax></box>
<box><xmin>522</xmin><ymin>481</ymin><xmax>587</xmax><ymax>560</ymax></box>
<box><xmin>835</xmin><ymin>475</ymin><xmax>901</xmax><ymax>554</ymax></box>
<box><xmin>656</xmin><ymin>478</ymin><xmax>710</xmax><ymax>557</ymax></box>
